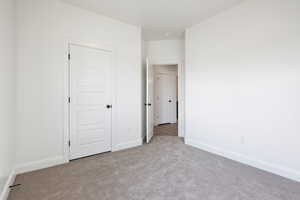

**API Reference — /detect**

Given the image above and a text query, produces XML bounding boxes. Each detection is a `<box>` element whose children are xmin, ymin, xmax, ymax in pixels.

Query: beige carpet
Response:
<box><xmin>154</xmin><ymin>123</ymin><xmax>178</xmax><ymax>136</ymax></box>
<box><xmin>9</xmin><ymin>136</ymin><xmax>300</xmax><ymax>200</ymax></box>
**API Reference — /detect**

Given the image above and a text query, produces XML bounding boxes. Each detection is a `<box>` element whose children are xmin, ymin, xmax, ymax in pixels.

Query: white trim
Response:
<box><xmin>150</xmin><ymin>58</ymin><xmax>185</xmax><ymax>138</ymax></box>
<box><xmin>14</xmin><ymin>156</ymin><xmax>67</xmax><ymax>175</ymax></box>
<box><xmin>185</xmin><ymin>138</ymin><xmax>300</xmax><ymax>183</ymax></box>
<box><xmin>0</xmin><ymin>171</ymin><xmax>16</xmax><ymax>200</ymax></box>
<box><xmin>63</xmin><ymin>38</ymin><xmax>116</xmax><ymax>161</ymax></box>
<box><xmin>63</xmin><ymin>42</ymin><xmax>70</xmax><ymax>162</ymax></box>
<box><xmin>112</xmin><ymin>139</ymin><xmax>143</xmax><ymax>152</ymax></box>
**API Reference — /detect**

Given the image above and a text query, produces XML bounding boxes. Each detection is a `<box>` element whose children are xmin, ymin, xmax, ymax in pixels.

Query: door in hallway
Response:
<box><xmin>69</xmin><ymin>44</ymin><xmax>112</xmax><ymax>160</ymax></box>
<box><xmin>155</xmin><ymin>74</ymin><xmax>177</xmax><ymax>124</ymax></box>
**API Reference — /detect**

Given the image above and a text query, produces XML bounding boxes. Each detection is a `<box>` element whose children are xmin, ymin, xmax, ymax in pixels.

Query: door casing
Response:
<box><xmin>63</xmin><ymin>40</ymin><xmax>116</xmax><ymax>162</ymax></box>
<box><xmin>69</xmin><ymin>44</ymin><xmax>113</xmax><ymax>160</ymax></box>
<box><xmin>147</xmin><ymin>59</ymin><xmax>185</xmax><ymax>138</ymax></box>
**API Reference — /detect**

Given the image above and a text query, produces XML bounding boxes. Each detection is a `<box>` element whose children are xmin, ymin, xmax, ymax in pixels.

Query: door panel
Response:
<box><xmin>70</xmin><ymin>44</ymin><xmax>112</xmax><ymax>160</ymax></box>
<box><xmin>146</xmin><ymin>59</ymin><xmax>154</xmax><ymax>143</ymax></box>
<box><xmin>155</xmin><ymin>74</ymin><xmax>177</xmax><ymax>124</ymax></box>
<box><xmin>155</xmin><ymin>75</ymin><xmax>170</xmax><ymax>124</ymax></box>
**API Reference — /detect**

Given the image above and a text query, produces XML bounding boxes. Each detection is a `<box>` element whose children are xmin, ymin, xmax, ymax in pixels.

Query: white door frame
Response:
<box><xmin>63</xmin><ymin>39</ymin><xmax>116</xmax><ymax>162</ymax></box>
<box><xmin>150</xmin><ymin>59</ymin><xmax>185</xmax><ymax>138</ymax></box>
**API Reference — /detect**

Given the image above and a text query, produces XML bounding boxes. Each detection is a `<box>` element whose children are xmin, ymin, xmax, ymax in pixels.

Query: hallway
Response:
<box><xmin>154</xmin><ymin>123</ymin><xmax>178</xmax><ymax>136</ymax></box>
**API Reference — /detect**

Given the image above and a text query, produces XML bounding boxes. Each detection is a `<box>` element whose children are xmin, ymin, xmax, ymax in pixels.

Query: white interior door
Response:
<box><xmin>155</xmin><ymin>74</ymin><xmax>177</xmax><ymax>124</ymax></box>
<box><xmin>146</xmin><ymin>59</ymin><xmax>154</xmax><ymax>143</ymax></box>
<box><xmin>69</xmin><ymin>44</ymin><xmax>112</xmax><ymax>160</ymax></box>
<box><xmin>155</xmin><ymin>74</ymin><xmax>170</xmax><ymax>124</ymax></box>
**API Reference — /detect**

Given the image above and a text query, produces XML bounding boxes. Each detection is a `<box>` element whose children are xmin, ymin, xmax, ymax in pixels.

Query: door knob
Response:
<box><xmin>106</xmin><ymin>105</ymin><xmax>112</xmax><ymax>109</ymax></box>
<box><xmin>168</xmin><ymin>100</ymin><xmax>172</xmax><ymax>103</ymax></box>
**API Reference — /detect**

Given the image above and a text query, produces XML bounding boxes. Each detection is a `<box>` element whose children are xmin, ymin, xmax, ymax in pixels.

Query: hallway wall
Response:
<box><xmin>0</xmin><ymin>0</ymin><xmax>16</xmax><ymax>195</ymax></box>
<box><xmin>146</xmin><ymin>40</ymin><xmax>184</xmax><ymax>64</ymax></box>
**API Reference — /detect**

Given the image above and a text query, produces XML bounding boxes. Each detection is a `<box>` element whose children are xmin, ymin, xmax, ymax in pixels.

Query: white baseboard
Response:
<box><xmin>185</xmin><ymin>138</ymin><xmax>300</xmax><ymax>183</ymax></box>
<box><xmin>14</xmin><ymin>156</ymin><xmax>67</xmax><ymax>175</ymax></box>
<box><xmin>113</xmin><ymin>139</ymin><xmax>143</xmax><ymax>152</ymax></box>
<box><xmin>0</xmin><ymin>171</ymin><xmax>16</xmax><ymax>200</ymax></box>
<box><xmin>14</xmin><ymin>139</ymin><xmax>143</xmax><ymax>175</ymax></box>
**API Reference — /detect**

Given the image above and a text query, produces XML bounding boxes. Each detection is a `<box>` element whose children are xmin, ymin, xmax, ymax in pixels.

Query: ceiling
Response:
<box><xmin>61</xmin><ymin>0</ymin><xmax>244</xmax><ymax>41</ymax></box>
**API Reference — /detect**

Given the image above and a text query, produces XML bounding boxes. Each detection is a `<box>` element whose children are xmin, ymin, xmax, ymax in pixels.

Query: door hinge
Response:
<box><xmin>68</xmin><ymin>140</ymin><xmax>71</xmax><ymax>147</ymax></box>
<box><xmin>68</xmin><ymin>53</ymin><xmax>71</xmax><ymax>60</ymax></box>
<box><xmin>68</xmin><ymin>97</ymin><xmax>71</xmax><ymax>103</ymax></box>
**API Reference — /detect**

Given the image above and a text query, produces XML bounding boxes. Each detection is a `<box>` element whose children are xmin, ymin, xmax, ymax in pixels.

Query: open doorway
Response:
<box><xmin>146</xmin><ymin>59</ymin><xmax>184</xmax><ymax>143</ymax></box>
<box><xmin>153</xmin><ymin>65</ymin><xmax>178</xmax><ymax>136</ymax></box>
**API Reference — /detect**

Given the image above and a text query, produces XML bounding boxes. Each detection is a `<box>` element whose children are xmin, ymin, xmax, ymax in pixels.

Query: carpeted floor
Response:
<box><xmin>9</xmin><ymin>136</ymin><xmax>300</xmax><ymax>200</ymax></box>
<box><xmin>154</xmin><ymin>123</ymin><xmax>178</xmax><ymax>136</ymax></box>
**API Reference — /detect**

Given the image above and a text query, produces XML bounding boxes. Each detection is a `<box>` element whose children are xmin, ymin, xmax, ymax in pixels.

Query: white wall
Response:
<box><xmin>146</xmin><ymin>39</ymin><xmax>185</xmax><ymax>137</ymax></box>
<box><xmin>154</xmin><ymin>65</ymin><xmax>178</xmax><ymax>75</ymax></box>
<box><xmin>146</xmin><ymin>40</ymin><xmax>184</xmax><ymax>64</ymax></box>
<box><xmin>16</xmin><ymin>0</ymin><xmax>142</xmax><ymax>171</ymax></box>
<box><xmin>0</xmin><ymin>0</ymin><xmax>16</xmax><ymax>194</ymax></box>
<box><xmin>185</xmin><ymin>0</ymin><xmax>300</xmax><ymax>182</ymax></box>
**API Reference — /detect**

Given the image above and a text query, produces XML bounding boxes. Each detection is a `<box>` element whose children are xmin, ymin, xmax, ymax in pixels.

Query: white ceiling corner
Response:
<box><xmin>61</xmin><ymin>0</ymin><xmax>244</xmax><ymax>41</ymax></box>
